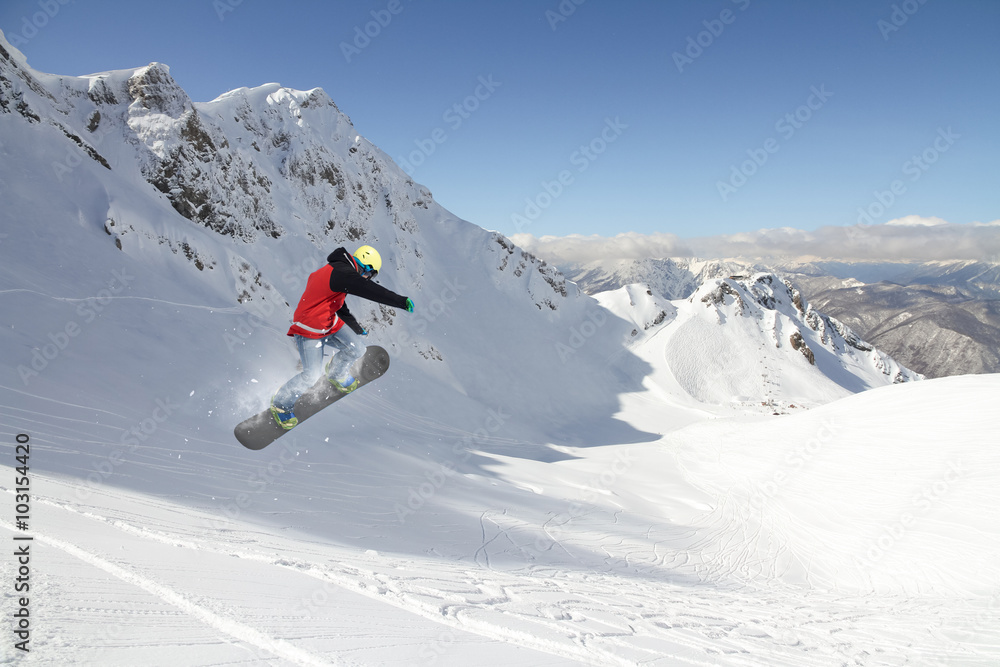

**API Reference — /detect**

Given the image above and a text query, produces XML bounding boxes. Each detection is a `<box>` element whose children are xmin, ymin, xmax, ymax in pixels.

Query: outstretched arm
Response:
<box><xmin>329</xmin><ymin>269</ymin><xmax>410</xmax><ymax>310</ymax></box>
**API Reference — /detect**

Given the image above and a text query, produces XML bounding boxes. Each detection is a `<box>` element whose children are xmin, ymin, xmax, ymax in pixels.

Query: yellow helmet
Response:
<box><xmin>353</xmin><ymin>245</ymin><xmax>382</xmax><ymax>274</ymax></box>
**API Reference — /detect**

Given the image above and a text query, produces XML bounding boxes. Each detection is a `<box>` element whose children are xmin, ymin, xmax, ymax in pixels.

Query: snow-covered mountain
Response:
<box><xmin>2</xmin><ymin>31</ymin><xmax>997</xmax><ymax>665</ymax></box>
<box><xmin>563</xmin><ymin>256</ymin><xmax>758</xmax><ymax>299</ymax></box>
<box><xmin>562</xmin><ymin>251</ymin><xmax>1000</xmax><ymax>379</ymax></box>
<box><xmin>776</xmin><ymin>260</ymin><xmax>1000</xmax><ymax>377</ymax></box>
<box><xmin>559</xmin><ymin>254</ymin><xmax>921</xmax><ymax>405</ymax></box>
<box><xmin>895</xmin><ymin>260</ymin><xmax>1000</xmax><ymax>296</ymax></box>
<box><xmin>0</xmin><ymin>30</ymin><xmax>613</xmax><ymax>443</ymax></box>
<box><xmin>782</xmin><ymin>259</ymin><xmax>1000</xmax><ymax>298</ymax></box>
<box><xmin>0</xmin><ymin>29</ymin><xmax>916</xmax><ymax>427</ymax></box>
<box><xmin>799</xmin><ymin>280</ymin><xmax>1000</xmax><ymax>378</ymax></box>
<box><xmin>596</xmin><ymin>273</ymin><xmax>920</xmax><ymax>415</ymax></box>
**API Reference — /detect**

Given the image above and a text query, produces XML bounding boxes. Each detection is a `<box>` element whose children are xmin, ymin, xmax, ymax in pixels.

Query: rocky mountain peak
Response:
<box><xmin>694</xmin><ymin>273</ymin><xmax>920</xmax><ymax>384</ymax></box>
<box><xmin>127</xmin><ymin>63</ymin><xmax>190</xmax><ymax>118</ymax></box>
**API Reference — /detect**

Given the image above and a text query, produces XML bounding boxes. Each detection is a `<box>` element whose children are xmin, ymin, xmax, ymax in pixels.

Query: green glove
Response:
<box><xmin>405</xmin><ymin>297</ymin><xmax>414</xmax><ymax>313</ymax></box>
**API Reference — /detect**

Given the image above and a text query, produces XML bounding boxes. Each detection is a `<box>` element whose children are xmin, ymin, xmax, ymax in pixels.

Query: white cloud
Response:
<box><xmin>512</xmin><ymin>218</ymin><xmax>1000</xmax><ymax>266</ymax></box>
<box><xmin>884</xmin><ymin>215</ymin><xmax>949</xmax><ymax>227</ymax></box>
<box><xmin>511</xmin><ymin>231</ymin><xmax>692</xmax><ymax>266</ymax></box>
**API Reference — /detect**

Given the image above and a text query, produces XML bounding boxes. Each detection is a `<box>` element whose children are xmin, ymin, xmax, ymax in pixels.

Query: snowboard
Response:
<box><xmin>234</xmin><ymin>345</ymin><xmax>390</xmax><ymax>450</ymax></box>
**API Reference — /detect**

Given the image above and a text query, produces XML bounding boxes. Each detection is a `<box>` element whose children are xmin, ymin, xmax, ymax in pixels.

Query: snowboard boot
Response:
<box><xmin>270</xmin><ymin>398</ymin><xmax>298</xmax><ymax>430</ymax></box>
<box><xmin>326</xmin><ymin>358</ymin><xmax>360</xmax><ymax>393</ymax></box>
<box><xmin>330</xmin><ymin>373</ymin><xmax>359</xmax><ymax>394</ymax></box>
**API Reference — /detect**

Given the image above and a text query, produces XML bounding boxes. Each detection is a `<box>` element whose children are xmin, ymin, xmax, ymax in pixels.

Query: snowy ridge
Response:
<box><xmin>565</xmin><ymin>256</ymin><xmax>758</xmax><ymax>299</ymax></box>
<box><xmin>708</xmin><ymin>273</ymin><xmax>920</xmax><ymax>385</ymax></box>
<box><xmin>566</xmin><ymin>253</ymin><xmax>1000</xmax><ymax>379</ymax></box>
<box><xmin>596</xmin><ymin>273</ymin><xmax>919</xmax><ymax>414</ymax></box>
<box><xmin>776</xmin><ymin>258</ymin><xmax>1000</xmax><ymax>377</ymax></box>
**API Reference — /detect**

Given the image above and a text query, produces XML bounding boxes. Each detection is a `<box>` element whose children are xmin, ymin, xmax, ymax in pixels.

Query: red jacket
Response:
<box><xmin>287</xmin><ymin>247</ymin><xmax>410</xmax><ymax>339</ymax></box>
<box><xmin>288</xmin><ymin>264</ymin><xmax>347</xmax><ymax>338</ymax></box>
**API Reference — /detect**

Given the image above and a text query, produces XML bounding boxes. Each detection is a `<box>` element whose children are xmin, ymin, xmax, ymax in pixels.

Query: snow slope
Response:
<box><xmin>562</xmin><ymin>254</ymin><xmax>1000</xmax><ymax>379</ymax></box>
<box><xmin>596</xmin><ymin>274</ymin><xmax>920</xmax><ymax>415</ymax></box>
<box><xmin>0</xmin><ymin>27</ymin><xmax>638</xmax><ymax>449</ymax></box>
<box><xmin>2</xmin><ymin>31</ymin><xmax>998</xmax><ymax>665</ymax></box>
<box><xmin>2</xmin><ymin>375</ymin><xmax>997</xmax><ymax>665</ymax></box>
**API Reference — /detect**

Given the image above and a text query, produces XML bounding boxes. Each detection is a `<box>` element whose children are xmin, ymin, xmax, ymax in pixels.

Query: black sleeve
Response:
<box><xmin>329</xmin><ymin>266</ymin><xmax>410</xmax><ymax>310</ymax></box>
<box><xmin>336</xmin><ymin>302</ymin><xmax>365</xmax><ymax>335</ymax></box>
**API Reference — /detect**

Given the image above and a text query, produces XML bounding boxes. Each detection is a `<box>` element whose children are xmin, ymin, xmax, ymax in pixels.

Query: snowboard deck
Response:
<box><xmin>234</xmin><ymin>345</ymin><xmax>390</xmax><ymax>450</ymax></box>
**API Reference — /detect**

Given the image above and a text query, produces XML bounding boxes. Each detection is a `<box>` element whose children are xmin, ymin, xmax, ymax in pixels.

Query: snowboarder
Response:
<box><xmin>270</xmin><ymin>245</ymin><xmax>413</xmax><ymax>429</ymax></box>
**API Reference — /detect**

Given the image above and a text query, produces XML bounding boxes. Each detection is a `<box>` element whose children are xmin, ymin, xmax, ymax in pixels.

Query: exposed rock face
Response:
<box><xmin>568</xmin><ymin>253</ymin><xmax>1000</xmax><ymax>379</ymax></box>
<box><xmin>803</xmin><ymin>281</ymin><xmax>1000</xmax><ymax>378</ymax></box>
<box><xmin>695</xmin><ymin>273</ymin><xmax>921</xmax><ymax>385</ymax></box>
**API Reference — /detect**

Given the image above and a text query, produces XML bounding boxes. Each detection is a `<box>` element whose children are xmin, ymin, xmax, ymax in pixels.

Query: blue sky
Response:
<box><xmin>2</xmin><ymin>0</ymin><xmax>998</xmax><ymax>241</ymax></box>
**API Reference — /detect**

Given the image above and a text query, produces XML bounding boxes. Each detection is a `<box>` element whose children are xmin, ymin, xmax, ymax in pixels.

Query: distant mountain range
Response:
<box><xmin>596</xmin><ymin>272</ymin><xmax>920</xmax><ymax>416</ymax></box>
<box><xmin>563</xmin><ymin>258</ymin><xmax>1000</xmax><ymax>379</ymax></box>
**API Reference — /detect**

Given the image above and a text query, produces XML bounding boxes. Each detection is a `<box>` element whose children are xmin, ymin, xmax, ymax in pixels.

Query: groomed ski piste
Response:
<box><xmin>2</xmin><ymin>30</ymin><xmax>1000</xmax><ymax>665</ymax></box>
<box><xmin>4</xmin><ymin>369</ymin><xmax>999</xmax><ymax>665</ymax></box>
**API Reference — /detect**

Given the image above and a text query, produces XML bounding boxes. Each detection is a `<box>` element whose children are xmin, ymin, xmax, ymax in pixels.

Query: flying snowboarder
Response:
<box><xmin>269</xmin><ymin>245</ymin><xmax>414</xmax><ymax>429</ymax></box>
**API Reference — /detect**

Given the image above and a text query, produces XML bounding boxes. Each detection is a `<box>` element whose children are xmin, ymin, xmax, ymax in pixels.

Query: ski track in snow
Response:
<box><xmin>2</xmin><ymin>370</ymin><xmax>999</xmax><ymax>665</ymax></box>
<box><xmin>3</xmin><ymin>476</ymin><xmax>995</xmax><ymax>666</ymax></box>
<box><xmin>0</xmin><ymin>288</ymin><xmax>244</xmax><ymax>314</ymax></box>
<box><xmin>0</xmin><ymin>519</ymin><xmax>335</xmax><ymax>667</ymax></box>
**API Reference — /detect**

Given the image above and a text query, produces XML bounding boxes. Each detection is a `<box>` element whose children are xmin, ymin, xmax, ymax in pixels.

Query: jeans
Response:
<box><xmin>272</xmin><ymin>327</ymin><xmax>365</xmax><ymax>411</ymax></box>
